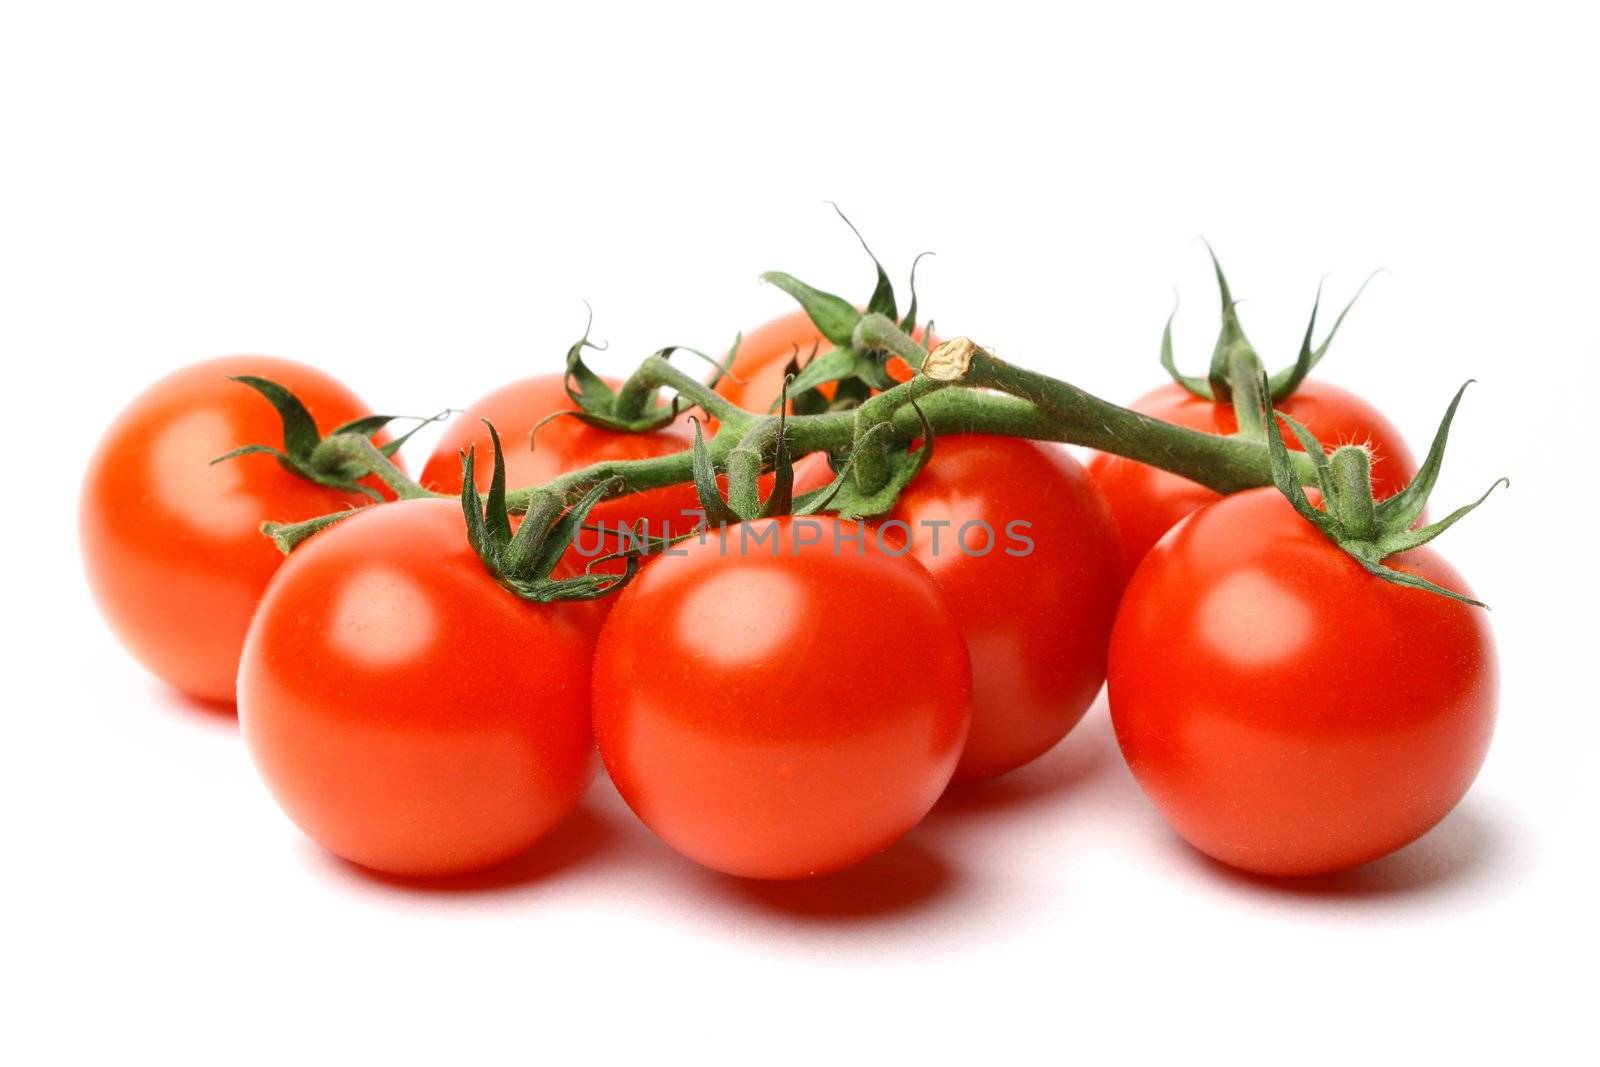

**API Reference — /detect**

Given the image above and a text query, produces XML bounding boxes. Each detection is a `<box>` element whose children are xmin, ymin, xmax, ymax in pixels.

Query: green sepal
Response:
<box><xmin>783</xmin><ymin>345</ymin><xmax>862</xmax><ymax>398</ymax></box>
<box><xmin>259</xmin><ymin>509</ymin><xmax>358</xmax><ymax>554</ymax></box>
<box><xmin>217</xmin><ymin>375</ymin><xmax>437</xmax><ymax>497</ymax></box>
<box><xmin>554</xmin><ymin>317</ymin><xmax>685</xmax><ymax>433</ymax></box>
<box><xmin>229</xmin><ymin>375</ymin><xmax>321</xmax><ymax>457</ymax></box>
<box><xmin>901</xmin><ymin>251</ymin><xmax>933</xmax><ymax>336</ymax></box>
<box><xmin>1278</xmin><ymin>412</ymin><xmax>1337</xmax><ymax>503</ymax></box>
<box><xmin>794</xmin><ymin>402</ymin><xmax>935</xmax><ymax>521</ymax></box>
<box><xmin>1268</xmin><ymin>271</ymin><xmax>1382</xmax><ymax>400</ymax></box>
<box><xmin>760</xmin><ymin>271</ymin><xmax>861</xmax><ymax>348</ymax></box>
<box><xmin>688</xmin><ymin>384</ymin><xmax>800</xmax><ymax>524</ymax></box>
<box><xmin>1162</xmin><ymin>246</ymin><xmax>1379</xmax><ymax>406</ymax></box>
<box><xmin>701</xmin><ymin>333</ymin><xmax>742</xmax><ymax>392</ymax></box>
<box><xmin>829</xmin><ymin>202</ymin><xmax>897</xmax><ymax>321</ymax></box>
<box><xmin>327</xmin><ymin>408</ymin><xmax>451</xmax><ymax>459</ymax></box>
<box><xmin>758</xmin><ymin>398</ymin><xmax>796</xmax><ymax>519</ymax></box>
<box><xmin>459</xmin><ymin>421</ymin><xmax>635</xmax><ymax>603</ymax></box>
<box><xmin>1263</xmin><ymin>382</ymin><xmax>1340</xmax><ymax>541</ymax></box>
<box><xmin>1159</xmin><ymin>300</ymin><xmax>1212</xmax><ymax>398</ymax></box>
<box><xmin>688</xmin><ymin>418</ymin><xmax>742</xmax><ymax>526</ymax></box>
<box><xmin>560</xmin><ymin>307</ymin><xmax>615</xmax><ymax>411</ymax></box>
<box><xmin>781</xmin><ymin>346</ymin><xmax>834</xmax><ymax>416</ymax></box>
<box><xmin>1262</xmin><ymin>378</ymin><xmax>1501</xmax><ymax>607</ymax></box>
<box><xmin>1375</xmin><ymin>380</ymin><xmax>1471</xmax><ymax>529</ymax></box>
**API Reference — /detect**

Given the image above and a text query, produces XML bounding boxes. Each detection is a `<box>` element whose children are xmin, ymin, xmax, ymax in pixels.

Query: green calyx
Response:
<box><xmin>1264</xmin><ymin>378</ymin><xmax>1507</xmax><ymax>607</ymax></box>
<box><xmin>802</xmin><ymin>404</ymin><xmax>935</xmax><ymax>521</ymax></box>
<box><xmin>688</xmin><ymin>397</ymin><xmax>800</xmax><ymax>524</ymax></box>
<box><xmin>544</xmin><ymin>311</ymin><xmax>685</xmax><ymax>434</ymax></box>
<box><xmin>214</xmin><ymin>375</ymin><xmax>444</xmax><ymax>498</ymax></box>
<box><xmin>686</xmin><ymin>361</ymin><xmax>939</xmax><ymax>527</ymax></box>
<box><xmin>1162</xmin><ymin>243</ymin><xmax>1380</xmax><ymax>406</ymax></box>
<box><xmin>462</xmin><ymin>420</ymin><xmax>635</xmax><ymax>603</ymax></box>
<box><xmin>757</xmin><ymin>206</ymin><xmax>935</xmax><ymax>413</ymax></box>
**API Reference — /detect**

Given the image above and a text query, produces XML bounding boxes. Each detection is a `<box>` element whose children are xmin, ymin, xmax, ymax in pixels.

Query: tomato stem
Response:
<box><xmin>853</xmin><ymin>314</ymin><xmax>1320</xmax><ymax>494</ymax></box>
<box><xmin>1328</xmin><ymin>446</ymin><xmax>1379</xmax><ymax>539</ymax></box>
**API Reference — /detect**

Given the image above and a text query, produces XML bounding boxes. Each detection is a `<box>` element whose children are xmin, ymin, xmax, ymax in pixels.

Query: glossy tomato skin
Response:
<box><xmin>1087</xmin><ymin>380</ymin><xmax>1417</xmax><ymax>567</ymax></box>
<box><xmin>1107</xmin><ymin>488</ymin><xmax>1496</xmax><ymax>877</ymax></box>
<box><xmin>80</xmin><ymin>356</ymin><xmax>392</xmax><ymax>704</ymax></box>
<box><xmin>238</xmin><ymin>498</ymin><xmax>598</xmax><ymax>877</ymax></box>
<box><xmin>593</xmin><ymin>516</ymin><xmax>972</xmax><ymax>879</ymax></box>
<box><xmin>717</xmin><ymin>308</ymin><xmax>926</xmax><ymax>413</ymax></box>
<box><xmin>887</xmin><ymin>436</ymin><xmax>1125</xmax><ymax>782</ymax></box>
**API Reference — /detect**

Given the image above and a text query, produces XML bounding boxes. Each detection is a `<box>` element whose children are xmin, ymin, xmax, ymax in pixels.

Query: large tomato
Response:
<box><xmin>80</xmin><ymin>355</ymin><xmax>393</xmax><ymax>704</ymax></box>
<box><xmin>592</xmin><ymin>515</ymin><xmax>972</xmax><ymax>879</ymax></box>
<box><xmin>1107</xmin><ymin>487</ymin><xmax>1496</xmax><ymax>877</ymax></box>
<box><xmin>886</xmin><ymin>436</ymin><xmax>1125</xmax><ymax>782</ymax></box>
<box><xmin>1087</xmin><ymin>381</ymin><xmax>1417</xmax><ymax>567</ymax></box>
<box><xmin>238</xmin><ymin>497</ymin><xmax>598</xmax><ymax>877</ymax></box>
<box><xmin>716</xmin><ymin>308</ymin><xmax>928</xmax><ymax>414</ymax></box>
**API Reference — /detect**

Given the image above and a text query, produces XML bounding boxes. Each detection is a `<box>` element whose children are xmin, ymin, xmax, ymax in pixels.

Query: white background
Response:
<box><xmin>4</xmin><ymin>2</ymin><xmax>1596</xmax><ymax>1062</ymax></box>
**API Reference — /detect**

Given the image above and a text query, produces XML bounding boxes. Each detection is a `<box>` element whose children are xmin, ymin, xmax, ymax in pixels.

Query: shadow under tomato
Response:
<box><xmin>716</xmin><ymin>838</ymin><xmax>957</xmax><ymax>923</ymax></box>
<box><xmin>934</xmin><ymin>713</ymin><xmax>1117</xmax><ymax>819</ymax></box>
<box><xmin>1189</xmin><ymin>801</ymin><xmax>1512</xmax><ymax>901</ymax></box>
<box><xmin>153</xmin><ymin>682</ymin><xmax>238</xmax><ymax>725</ymax></box>
<box><xmin>326</xmin><ymin>805</ymin><xmax>621</xmax><ymax>896</ymax></box>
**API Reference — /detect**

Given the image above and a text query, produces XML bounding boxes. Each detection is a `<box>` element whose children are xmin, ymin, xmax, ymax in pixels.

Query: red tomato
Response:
<box><xmin>717</xmin><ymin>308</ymin><xmax>928</xmax><ymax>413</ymax></box>
<box><xmin>238</xmin><ymin>497</ymin><xmax>598</xmax><ymax>877</ymax></box>
<box><xmin>1087</xmin><ymin>381</ymin><xmax>1417</xmax><ymax>567</ymax></box>
<box><xmin>421</xmin><ymin>375</ymin><xmax>703</xmax><ymax>547</ymax></box>
<box><xmin>1107</xmin><ymin>487</ymin><xmax>1496</xmax><ymax>877</ymax></box>
<box><xmin>886</xmin><ymin>436</ymin><xmax>1125</xmax><ymax>782</ymax></box>
<box><xmin>593</xmin><ymin>516</ymin><xmax>972</xmax><ymax>879</ymax></box>
<box><xmin>421</xmin><ymin>373</ymin><xmax>832</xmax><ymax>567</ymax></box>
<box><xmin>80</xmin><ymin>355</ymin><xmax>393</xmax><ymax>704</ymax></box>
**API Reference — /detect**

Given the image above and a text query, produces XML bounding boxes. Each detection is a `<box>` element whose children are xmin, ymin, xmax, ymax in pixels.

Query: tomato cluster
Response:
<box><xmin>80</xmin><ymin>267</ymin><xmax>1500</xmax><ymax>887</ymax></box>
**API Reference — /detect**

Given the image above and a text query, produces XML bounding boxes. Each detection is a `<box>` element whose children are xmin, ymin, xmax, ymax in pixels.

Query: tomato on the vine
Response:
<box><xmin>885</xmin><ymin>436</ymin><xmax>1125</xmax><ymax>782</ymax></box>
<box><xmin>80</xmin><ymin>355</ymin><xmax>394</xmax><ymax>704</ymax></box>
<box><xmin>422</xmin><ymin>375</ymin><xmax>703</xmax><ymax>547</ymax></box>
<box><xmin>1088</xmin><ymin>380</ymin><xmax>1416</xmax><ymax>568</ymax></box>
<box><xmin>1107</xmin><ymin>487</ymin><xmax>1496</xmax><ymax>877</ymax></box>
<box><xmin>716</xmin><ymin>308</ymin><xmax>928</xmax><ymax>413</ymax></box>
<box><xmin>238</xmin><ymin>497</ymin><xmax>599</xmax><ymax>877</ymax></box>
<box><xmin>421</xmin><ymin>374</ymin><xmax>831</xmax><ymax>565</ymax></box>
<box><xmin>592</xmin><ymin>515</ymin><xmax>972</xmax><ymax>879</ymax></box>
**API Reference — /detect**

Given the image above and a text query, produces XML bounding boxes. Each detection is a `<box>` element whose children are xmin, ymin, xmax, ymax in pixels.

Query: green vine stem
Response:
<box><xmin>852</xmin><ymin>313</ymin><xmax>1317</xmax><ymax>493</ymax></box>
<box><xmin>264</xmin><ymin>317</ymin><xmax>1322</xmax><ymax>551</ymax></box>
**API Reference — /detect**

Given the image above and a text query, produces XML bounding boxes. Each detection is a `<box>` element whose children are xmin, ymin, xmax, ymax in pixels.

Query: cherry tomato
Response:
<box><xmin>421</xmin><ymin>375</ymin><xmax>703</xmax><ymax>547</ymax></box>
<box><xmin>1107</xmin><ymin>487</ymin><xmax>1496</xmax><ymax>877</ymax></box>
<box><xmin>717</xmin><ymin>308</ymin><xmax>928</xmax><ymax>413</ymax></box>
<box><xmin>238</xmin><ymin>497</ymin><xmax>597</xmax><ymax>877</ymax></box>
<box><xmin>421</xmin><ymin>374</ymin><xmax>832</xmax><ymax>569</ymax></box>
<box><xmin>886</xmin><ymin>436</ymin><xmax>1125</xmax><ymax>782</ymax></box>
<box><xmin>1087</xmin><ymin>381</ymin><xmax>1417</xmax><ymax>567</ymax></box>
<box><xmin>593</xmin><ymin>515</ymin><xmax>972</xmax><ymax>879</ymax></box>
<box><xmin>80</xmin><ymin>355</ymin><xmax>393</xmax><ymax>704</ymax></box>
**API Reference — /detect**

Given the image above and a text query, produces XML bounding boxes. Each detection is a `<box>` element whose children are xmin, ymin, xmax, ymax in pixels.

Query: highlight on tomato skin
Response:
<box><xmin>884</xmin><ymin>435</ymin><xmax>1126</xmax><ymax>783</ymax></box>
<box><xmin>79</xmin><ymin>355</ymin><xmax>395</xmax><ymax>705</ymax></box>
<box><xmin>591</xmin><ymin>515</ymin><xmax>973</xmax><ymax>880</ymax></box>
<box><xmin>1106</xmin><ymin>487</ymin><xmax>1497</xmax><ymax>878</ymax></box>
<box><xmin>1087</xmin><ymin>379</ymin><xmax>1418</xmax><ymax>569</ymax></box>
<box><xmin>238</xmin><ymin>497</ymin><xmax>600</xmax><ymax>878</ymax></box>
